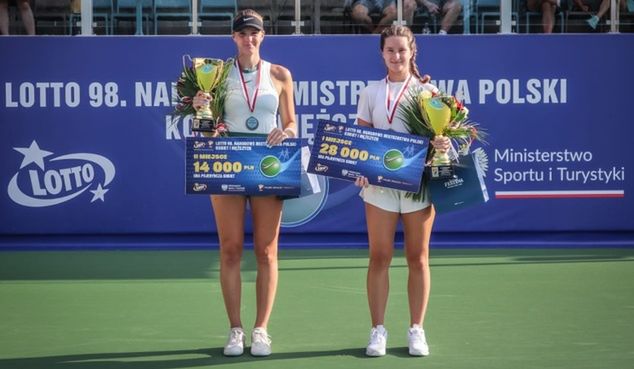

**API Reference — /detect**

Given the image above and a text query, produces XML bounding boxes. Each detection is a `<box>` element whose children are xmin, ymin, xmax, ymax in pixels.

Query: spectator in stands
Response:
<box><xmin>576</xmin><ymin>0</ymin><xmax>627</xmax><ymax>29</ymax></box>
<box><xmin>526</xmin><ymin>0</ymin><xmax>558</xmax><ymax>33</ymax></box>
<box><xmin>354</xmin><ymin>24</ymin><xmax>450</xmax><ymax>357</ymax></box>
<box><xmin>0</xmin><ymin>0</ymin><xmax>35</xmax><ymax>35</ymax></box>
<box><xmin>414</xmin><ymin>0</ymin><xmax>463</xmax><ymax>34</ymax></box>
<box><xmin>192</xmin><ymin>9</ymin><xmax>297</xmax><ymax>358</ymax></box>
<box><xmin>348</xmin><ymin>0</ymin><xmax>417</xmax><ymax>33</ymax></box>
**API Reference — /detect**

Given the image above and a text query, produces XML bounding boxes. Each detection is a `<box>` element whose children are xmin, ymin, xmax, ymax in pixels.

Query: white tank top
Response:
<box><xmin>356</xmin><ymin>77</ymin><xmax>438</xmax><ymax>133</ymax></box>
<box><xmin>223</xmin><ymin>60</ymin><xmax>279</xmax><ymax>134</ymax></box>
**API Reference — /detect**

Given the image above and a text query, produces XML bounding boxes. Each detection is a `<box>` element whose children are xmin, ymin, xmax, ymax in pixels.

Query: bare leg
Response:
<box><xmin>404</xmin><ymin>0</ymin><xmax>417</xmax><ymax>26</ymax></box>
<box><xmin>365</xmin><ymin>203</ymin><xmax>400</xmax><ymax>326</ymax></box>
<box><xmin>596</xmin><ymin>0</ymin><xmax>625</xmax><ymax>18</ymax></box>
<box><xmin>402</xmin><ymin>206</ymin><xmax>435</xmax><ymax>326</ymax></box>
<box><xmin>211</xmin><ymin>195</ymin><xmax>247</xmax><ymax>328</ymax></box>
<box><xmin>441</xmin><ymin>0</ymin><xmax>462</xmax><ymax>33</ymax></box>
<box><xmin>596</xmin><ymin>0</ymin><xmax>612</xmax><ymax>18</ymax></box>
<box><xmin>375</xmin><ymin>3</ymin><xmax>397</xmax><ymax>33</ymax></box>
<box><xmin>351</xmin><ymin>4</ymin><xmax>375</xmax><ymax>33</ymax></box>
<box><xmin>17</xmin><ymin>0</ymin><xmax>34</xmax><ymax>35</ymax></box>
<box><xmin>541</xmin><ymin>0</ymin><xmax>556</xmax><ymax>33</ymax></box>
<box><xmin>250</xmin><ymin>196</ymin><xmax>283</xmax><ymax>329</ymax></box>
<box><xmin>0</xmin><ymin>0</ymin><xmax>9</xmax><ymax>35</ymax></box>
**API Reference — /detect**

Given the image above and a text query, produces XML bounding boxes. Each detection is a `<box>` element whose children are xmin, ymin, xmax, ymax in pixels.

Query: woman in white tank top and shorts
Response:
<box><xmin>354</xmin><ymin>25</ymin><xmax>451</xmax><ymax>358</ymax></box>
<box><xmin>193</xmin><ymin>9</ymin><xmax>297</xmax><ymax>358</ymax></box>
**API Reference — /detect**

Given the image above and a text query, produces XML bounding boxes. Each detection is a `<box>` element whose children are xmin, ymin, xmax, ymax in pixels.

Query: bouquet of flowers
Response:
<box><xmin>400</xmin><ymin>89</ymin><xmax>486</xmax><ymax>150</ymax></box>
<box><xmin>174</xmin><ymin>56</ymin><xmax>234</xmax><ymax>136</ymax></box>
<box><xmin>399</xmin><ymin>88</ymin><xmax>487</xmax><ymax>200</ymax></box>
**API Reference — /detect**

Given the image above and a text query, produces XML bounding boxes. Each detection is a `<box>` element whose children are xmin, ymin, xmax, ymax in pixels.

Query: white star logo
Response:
<box><xmin>90</xmin><ymin>183</ymin><xmax>109</xmax><ymax>203</ymax></box>
<box><xmin>13</xmin><ymin>140</ymin><xmax>53</xmax><ymax>170</ymax></box>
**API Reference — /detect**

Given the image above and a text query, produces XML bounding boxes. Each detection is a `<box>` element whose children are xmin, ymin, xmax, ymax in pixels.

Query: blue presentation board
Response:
<box><xmin>185</xmin><ymin>137</ymin><xmax>301</xmax><ymax>196</ymax></box>
<box><xmin>308</xmin><ymin>119</ymin><xmax>428</xmax><ymax>192</ymax></box>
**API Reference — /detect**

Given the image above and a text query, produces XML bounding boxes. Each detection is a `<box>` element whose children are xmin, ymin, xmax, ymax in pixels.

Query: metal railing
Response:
<box><xmin>71</xmin><ymin>0</ymin><xmax>625</xmax><ymax>36</ymax></box>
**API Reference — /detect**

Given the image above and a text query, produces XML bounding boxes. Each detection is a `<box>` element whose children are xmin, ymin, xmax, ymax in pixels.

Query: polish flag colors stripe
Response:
<box><xmin>495</xmin><ymin>190</ymin><xmax>625</xmax><ymax>199</ymax></box>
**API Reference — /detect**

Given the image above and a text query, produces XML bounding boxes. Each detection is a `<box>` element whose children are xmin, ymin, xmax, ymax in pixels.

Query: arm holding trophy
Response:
<box><xmin>176</xmin><ymin>56</ymin><xmax>233</xmax><ymax>137</ymax></box>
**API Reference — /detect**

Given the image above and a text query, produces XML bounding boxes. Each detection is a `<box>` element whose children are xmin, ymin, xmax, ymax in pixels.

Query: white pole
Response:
<box><xmin>293</xmin><ymin>0</ymin><xmax>303</xmax><ymax>34</ymax></box>
<box><xmin>396</xmin><ymin>0</ymin><xmax>404</xmax><ymax>25</ymax></box>
<box><xmin>609</xmin><ymin>0</ymin><xmax>618</xmax><ymax>33</ymax></box>
<box><xmin>192</xmin><ymin>0</ymin><xmax>199</xmax><ymax>35</ymax></box>
<box><xmin>80</xmin><ymin>0</ymin><xmax>93</xmax><ymax>35</ymax></box>
<box><xmin>462</xmin><ymin>0</ymin><xmax>471</xmax><ymax>34</ymax></box>
<box><xmin>500</xmin><ymin>0</ymin><xmax>512</xmax><ymax>34</ymax></box>
<box><xmin>392</xmin><ymin>0</ymin><xmax>406</xmax><ymax>26</ymax></box>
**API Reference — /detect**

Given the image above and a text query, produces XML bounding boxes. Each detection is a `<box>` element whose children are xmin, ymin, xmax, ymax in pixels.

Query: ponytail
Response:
<box><xmin>410</xmin><ymin>57</ymin><xmax>430</xmax><ymax>84</ymax></box>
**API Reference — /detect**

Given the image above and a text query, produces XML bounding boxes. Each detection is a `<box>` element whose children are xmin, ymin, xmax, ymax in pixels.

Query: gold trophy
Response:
<box><xmin>421</xmin><ymin>97</ymin><xmax>454</xmax><ymax>179</ymax></box>
<box><xmin>191</xmin><ymin>57</ymin><xmax>225</xmax><ymax>132</ymax></box>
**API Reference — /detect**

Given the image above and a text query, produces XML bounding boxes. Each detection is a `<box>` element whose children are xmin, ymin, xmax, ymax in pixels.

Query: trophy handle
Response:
<box><xmin>211</xmin><ymin>60</ymin><xmax>226</xmax><ymax>91</ymax></box>
<box><xmin>213</xmin><ymin>58</ymin><xmax>233</xmax><ymax>92</ymax></box>
<box><xmin>182</xmin><ymin>54</ymin><xmax>193</xmax><ymax>70</ymax></box>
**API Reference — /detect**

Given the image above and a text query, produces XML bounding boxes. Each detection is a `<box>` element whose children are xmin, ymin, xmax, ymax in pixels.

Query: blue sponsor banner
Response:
<box><xmin>185</xmin><ymin>137</ymin><xmax>300</xmax><ymax>196</ymax></box>
<box><xmin>0</xmin><ymin>35</ymin><xmax>633</xmax><ymax>237</ymax></box>
<box><xmin>308</xmin><ymin>120</ymin><xmax>428</xmax><ymax>192</ymax></box>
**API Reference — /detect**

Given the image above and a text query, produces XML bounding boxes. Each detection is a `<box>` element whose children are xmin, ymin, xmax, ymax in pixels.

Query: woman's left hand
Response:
<box><xmin>354</xmin><ymin>176</ymin><xmax>369</xmax><ymax>188</ymax></box>
<box><xmin>266</xmin><ymin>127</ymin><xmax>291</xmax><ymax>146</ymax></box>
<box><xmin>431</xmin><ymin>135</ymin><xmax>451</xmax><ymax>152</ymax></box>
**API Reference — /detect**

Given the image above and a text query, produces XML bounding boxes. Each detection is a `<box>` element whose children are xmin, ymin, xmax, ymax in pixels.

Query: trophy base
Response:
<box><xmin>192</xmin><ymin>117</ymin><xmax>216</xmax><ymax>133</ymax></box>
<box><xmin>428</xmin><ymin>164</ymin><xmax>455</xmax><ymax>180</ymax></box>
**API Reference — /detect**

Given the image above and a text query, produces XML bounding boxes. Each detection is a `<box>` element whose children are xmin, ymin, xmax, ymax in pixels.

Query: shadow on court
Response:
<box><xmin>0</xmin><ymin>347</ymin><xmax>371</xmax><ymax>369</ymax></box>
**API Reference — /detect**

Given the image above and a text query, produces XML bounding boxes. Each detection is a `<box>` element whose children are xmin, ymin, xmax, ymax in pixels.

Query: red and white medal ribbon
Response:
<box><xmin>385</xmin><ymin>75</ymin><xmax>412</xmax><ymax>124</ymax></box>
<box><xmin>236</xmin><ymin>59</ymin><xmax>262</xmax><ymax>113</ymax></box>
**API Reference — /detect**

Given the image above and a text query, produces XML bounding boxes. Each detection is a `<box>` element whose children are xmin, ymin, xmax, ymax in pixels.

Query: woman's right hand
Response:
<box><xmin>354</xmin><ymin>176</ymin><xmax>369</xmax><ymax>188</ymax></box>
<box><xmin>192</xmin><ymin>91</ymin><xmax>211</xmax><ymax>111</ymax></box>
<box><xmin>431</xmin><ymin>135</ymin><xmax>451</xmax><ymax>152</ymax></box>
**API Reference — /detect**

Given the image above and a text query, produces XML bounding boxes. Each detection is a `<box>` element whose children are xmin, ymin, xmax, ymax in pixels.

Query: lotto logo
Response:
<box><xmin>8</xmin><ymin>140</ymin><xmax>116</xmax><ymax>207</ymax></box>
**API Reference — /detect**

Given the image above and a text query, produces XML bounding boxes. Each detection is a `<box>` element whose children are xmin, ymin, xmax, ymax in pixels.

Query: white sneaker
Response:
<box><xmin>366</xmin><ymin>325</ymin><xmax>387</xmax><ymax>357</ymax></box>
<box><xmin>223</xmin><ymin>327</ymin><xmax>245</xmax><ymax>356</ymax></box>
<box><xmin>408</xmin><ymin>325</ymin><xmax>429</xmax><ymax>356</ymax></box>
<box><xmin>251</xmin><ymin>327</ymin><xmax>272</xmax><ymax>356</ymax></box>
<box><xmin>586</xmin><ymin>15</ymin><xmax>599</xmax><ymax>29</ymax></box>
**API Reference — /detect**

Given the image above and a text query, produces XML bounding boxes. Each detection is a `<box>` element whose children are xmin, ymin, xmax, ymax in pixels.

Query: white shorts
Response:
<box><xmin>359</xmin><ymin>185</ymin><xmax>431</xmax><ymax>214</ymax></box>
